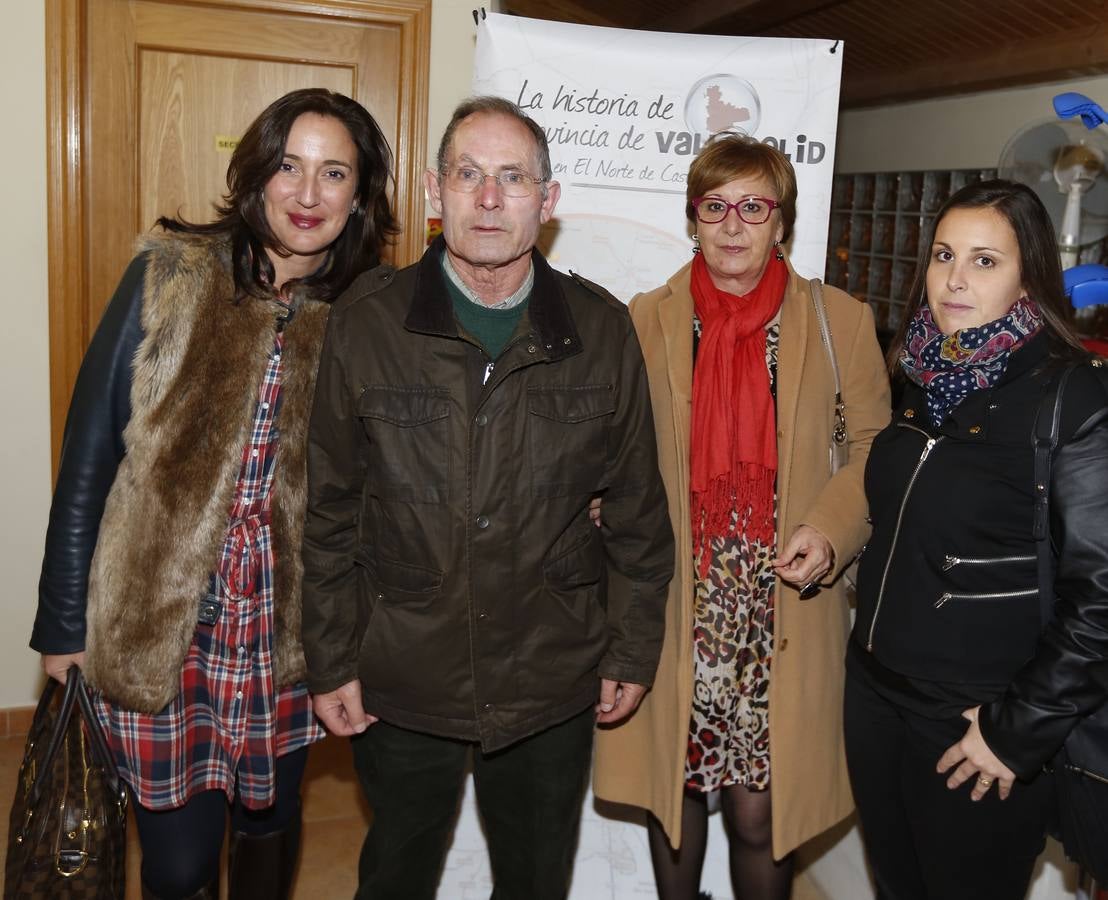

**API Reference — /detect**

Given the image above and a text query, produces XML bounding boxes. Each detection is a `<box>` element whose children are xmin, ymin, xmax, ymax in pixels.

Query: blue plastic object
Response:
<box><xmin>1053</xmin><ymin>92</ymin><xmax>1108</xmax><ymax>131</ymax></box>
<box><xmin>1064</xmin><ymin>263</ymin><xmax>1108</xmax><ymax>308</ymax></box>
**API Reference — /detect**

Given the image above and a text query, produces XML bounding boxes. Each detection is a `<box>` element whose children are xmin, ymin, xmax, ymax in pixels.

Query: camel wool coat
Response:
<box><xmin>593</xmin><ymin>258</ymin><xmax>891</xmax><ymax>858</ymax></box>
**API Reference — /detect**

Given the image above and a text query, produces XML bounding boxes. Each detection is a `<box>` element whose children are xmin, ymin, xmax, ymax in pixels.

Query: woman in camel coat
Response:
<box><xmin>594</xmin><ymin>134</ymin><xmax>890</xmax><ymax>899</ymax></box>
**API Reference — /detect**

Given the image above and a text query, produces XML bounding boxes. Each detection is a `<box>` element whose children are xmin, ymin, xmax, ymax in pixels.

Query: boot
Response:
<box><xmin>141</xmin><ymin>875</ymin><xmax>219</xmax><ymax>899</ymax></box>
<box><xmin>227</xmin><ymin>811</ymin><xmax>302</xmax><ymax>900</ymax></box>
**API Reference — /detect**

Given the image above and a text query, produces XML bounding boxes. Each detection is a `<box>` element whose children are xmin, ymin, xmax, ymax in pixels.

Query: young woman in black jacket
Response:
<box><xmin>845</xmin><ymin>179</ymin><xmax>1108</xmax><ymax>900</ymax></box>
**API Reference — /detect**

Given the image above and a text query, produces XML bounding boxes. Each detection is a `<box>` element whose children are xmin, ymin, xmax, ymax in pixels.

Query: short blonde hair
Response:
<box><xmin>686</xmin><ymin>134</ymin><xmax>798</xmax><ymax>242</ymax></box>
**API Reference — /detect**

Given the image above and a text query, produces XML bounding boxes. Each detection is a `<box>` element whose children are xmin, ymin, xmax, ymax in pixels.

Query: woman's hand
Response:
<box><xmin>936</xmin><ymin>706</ymin><xmax>1017</xmax><ymax>801</ymax></box>
<box><xmin>42</xmin><ymin>652</ymin><xmax>86</xmax><ymax>684</ymax></box>
<box><xmin>773</xmin><ymin>524</ymin><xmax>834</xmax><ymax>587</ymax></box>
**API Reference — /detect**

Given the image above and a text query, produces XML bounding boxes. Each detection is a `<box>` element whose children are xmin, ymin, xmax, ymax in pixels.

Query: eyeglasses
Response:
<box><xmin>691</xmin><ymin>196</ymin><xmax>781</xmax><ymax>225</ymax></box>
<box><xmin>440</xmin><ymin>164</ymin><xmax>546</xmax><ymax>198</ymax></box>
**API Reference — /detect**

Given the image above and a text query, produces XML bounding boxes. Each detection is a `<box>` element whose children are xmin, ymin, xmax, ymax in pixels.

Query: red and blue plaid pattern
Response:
<box><xmin>95</xmin><ymin>334</ymin><xmax>323</xmax><ymax>810</ymax></box>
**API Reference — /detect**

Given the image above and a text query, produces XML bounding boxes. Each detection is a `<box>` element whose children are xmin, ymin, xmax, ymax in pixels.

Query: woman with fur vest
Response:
<box><xmin>32</xmin><ymin>88</ymin><xmax>397</xmax><ymax>900</ymax></box>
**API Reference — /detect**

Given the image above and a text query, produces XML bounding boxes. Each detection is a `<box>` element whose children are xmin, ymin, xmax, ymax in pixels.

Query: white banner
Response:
<box><xmin>471</xmin><ymin>13</ymin><xmax>843</xmax><ymax>300</ymax></box>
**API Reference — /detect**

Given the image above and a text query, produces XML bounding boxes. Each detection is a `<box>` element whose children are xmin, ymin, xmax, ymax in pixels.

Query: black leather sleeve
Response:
<box><xmin>979</xmin><ymin>405</ymin><xmax>1108</xmax><ymax>778</ymax></box>
<box><xmin>31</xmin><ymin>254</ymin><xmax>147</xmax><ymax>654</ymax></box>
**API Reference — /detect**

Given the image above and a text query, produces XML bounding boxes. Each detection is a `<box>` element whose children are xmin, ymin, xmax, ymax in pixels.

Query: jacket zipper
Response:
<box><xmin>866</xmin><ymin>425</ymin><xmax>943</xmax><ymax>651</ymax></box>
<box><xmin>934</xmin><ymin>587</ymin><xmax>1038</xmax><ymax>608</ymax></box>
<box><xmin>1064</xmin><ymin>763</ymin><xmax>1108</xmax><ymax>785</ymax></box>
<box><xmin>478</xmin><ymin>333</ymin><xmax>540</xmax><ymax>403</ymax></box>
<box><xmin>942</xmin><ymin>554</ymin><xmax>1035</xmax><ymax>571</ymax></box>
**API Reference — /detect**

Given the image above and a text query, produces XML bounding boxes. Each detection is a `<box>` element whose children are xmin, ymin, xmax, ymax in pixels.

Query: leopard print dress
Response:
<box><xmin>685</xmin><ymin>319</ymin><xmax>779</xmax><ymax>793</ymax></box>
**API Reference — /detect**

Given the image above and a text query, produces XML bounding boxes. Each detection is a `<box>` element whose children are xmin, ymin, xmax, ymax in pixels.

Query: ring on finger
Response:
<box><xmin>977</xmin><ymin>776</ymin><xmax>993</xmax><ymax>787</ymax></box>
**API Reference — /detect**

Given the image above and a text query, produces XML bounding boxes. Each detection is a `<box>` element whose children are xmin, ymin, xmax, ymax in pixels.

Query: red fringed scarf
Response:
<box><xmin>690</xmin><ymin>252</ymin><xmax>788</xmax><ymax>578</ymax></box>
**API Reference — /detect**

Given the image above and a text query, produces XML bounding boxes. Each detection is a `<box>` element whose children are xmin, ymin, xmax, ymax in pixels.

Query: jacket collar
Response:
<box><xmin>404</xmin><ymin>235</ymin><xmax>581</xmax><ymax>361</ymax></box>
<box><xmin>657</xmin><ymin>262</ymin><xmax>694</xmax><ymax>409</ymax></box>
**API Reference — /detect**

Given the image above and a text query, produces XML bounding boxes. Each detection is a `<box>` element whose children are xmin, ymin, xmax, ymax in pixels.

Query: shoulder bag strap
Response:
<box><xmin>809</xmin><ymin>278</ymin><xmax>848</xmax><ymax>470</ymax></box>
<box><xmin>1032</xmin><ymin>363</ymin><xmax>1079</xmax><ymax>628</ymax></box>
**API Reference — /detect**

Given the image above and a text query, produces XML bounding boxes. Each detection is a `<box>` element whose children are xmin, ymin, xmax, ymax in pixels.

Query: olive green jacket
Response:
<box><xmin>301</xmin><ymin>239</ymin><xmax>674</xmax><ymax>751</ymax></box>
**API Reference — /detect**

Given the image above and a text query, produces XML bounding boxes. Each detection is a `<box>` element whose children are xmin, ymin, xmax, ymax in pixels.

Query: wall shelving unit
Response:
<box><xmin>826</xmin><ymin>168</ymin><xmax>998</xmax><ymax>334</ymax></box>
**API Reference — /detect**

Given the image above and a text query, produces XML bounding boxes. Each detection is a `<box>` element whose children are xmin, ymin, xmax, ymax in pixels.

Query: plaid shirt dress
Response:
<box><xmin>95</xmin><ymin>333</ymin><xmax>324</xmax><ymax>810</ymax></box>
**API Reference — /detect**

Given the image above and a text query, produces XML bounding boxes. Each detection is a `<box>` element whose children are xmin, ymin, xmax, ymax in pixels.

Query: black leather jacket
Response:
<box><xmin>32</xmin><ymin>256</ymin><xmax>146</xmax><ymax>653</ymax></box>
<box><xmin>852</xmin><ymin>333</ymin><xmax>1108</xmax><ymax>778</ymax></box>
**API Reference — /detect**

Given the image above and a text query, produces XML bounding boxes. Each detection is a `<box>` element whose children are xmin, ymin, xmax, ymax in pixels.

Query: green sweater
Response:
<box><xmin>444</xmin><ymin>273</ymin><xmax>530</xmax><ymax>360</ymax></box>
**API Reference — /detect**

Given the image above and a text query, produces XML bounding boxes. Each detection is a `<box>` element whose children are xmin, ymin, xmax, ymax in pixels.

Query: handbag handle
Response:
<box><xmin>26</xmin><ymin>666</ymin><xmax>125</xmax><ymax>812</ymax></box>
<box><xmin>809</xmin><ymin>278</ymin><xmax>848</xmax><ymax>466</ymax></box>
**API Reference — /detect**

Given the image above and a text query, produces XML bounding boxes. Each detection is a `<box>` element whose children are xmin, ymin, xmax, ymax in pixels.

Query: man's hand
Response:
<box><xmin>42</xmin><ymin>652</ymin><xmax>86</xmax><ymax>684</ymax></box>
<box><xmin>312</xmin><ymin>679</ymin><xmax>376</xmax><ymax>736</ymax></box>
<box><xmin>588</xmin><ymin>495</ymin><xmax>602</xmax><ymax>528</ymax></box>
<box><xmin>595</xmin><ymin>678</ymin><xmax>647</xmax><ymax>725</ymax></box>
<box><xmin>772</xmin><ymin>524</ymin><xmax>834</xmax><ymax>588</ymax></box>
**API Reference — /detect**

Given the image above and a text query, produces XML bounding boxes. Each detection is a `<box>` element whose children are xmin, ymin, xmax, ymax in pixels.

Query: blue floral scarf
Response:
<box><xmin>900</xmin><ymin>298</ymin><xmax>1043</xmax><ymax>427</ymax></box>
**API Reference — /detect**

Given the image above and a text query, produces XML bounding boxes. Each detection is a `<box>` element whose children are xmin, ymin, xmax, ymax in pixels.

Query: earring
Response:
<box><xmin>774</xmin><ymin>240</ymin><xmax>784</xmax><ymax>261</ymax></box>
<box><xmin>350</xmin><ymin>203</ymin><xmax>359</xmax><ymax>214</ymax></box>
<box><xmin>692</xmin><ymin>233</ymin><xmax>701</xmax><ymax>254</ymax></box>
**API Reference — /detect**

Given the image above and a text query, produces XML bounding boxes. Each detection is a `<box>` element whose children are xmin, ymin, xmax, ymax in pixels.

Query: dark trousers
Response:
<box><xmin>351</xmin><ymin>707</ymin><xmax>594</xmax><ymax>900</ymax></box>
<box><xmin>131</xmin><ymin>746</ymin><xmax>308</xmax><ymax>898</ymax></box>
<box><xmin>844</xmin><ymin>669</ymin><xmax>1053</xmax><ymax>900</ymax></box>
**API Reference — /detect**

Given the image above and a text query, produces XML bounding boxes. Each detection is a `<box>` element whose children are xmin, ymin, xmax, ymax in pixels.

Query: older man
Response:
<box><xmin>300</xmin><ymin>96</ymin><xmax>674</xmax><ymax>899</ymax></box>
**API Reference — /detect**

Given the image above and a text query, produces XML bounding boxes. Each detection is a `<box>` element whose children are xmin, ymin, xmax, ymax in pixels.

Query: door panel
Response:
<box><xmin>138</xmin><ymin>52</ymin><xmax>354</xmax><ymax>230</ymax></box>
<box><xmin>47</xmin><ymin>0</ymin><xmax>430</xmax><ymax>468</ymax></box>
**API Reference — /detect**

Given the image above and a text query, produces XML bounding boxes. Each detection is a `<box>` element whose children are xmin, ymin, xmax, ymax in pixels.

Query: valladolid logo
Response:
<box><xmin>684</xmin><ymin>75</ymin><xmax>761</xmax><ymax>137</ymax></box>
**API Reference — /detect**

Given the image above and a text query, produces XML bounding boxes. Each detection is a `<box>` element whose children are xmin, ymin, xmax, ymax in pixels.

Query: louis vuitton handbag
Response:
<box><xmin>4</xmin><ymin>666</ymin><xmax>127</xmax><ymax>899</ymax></box>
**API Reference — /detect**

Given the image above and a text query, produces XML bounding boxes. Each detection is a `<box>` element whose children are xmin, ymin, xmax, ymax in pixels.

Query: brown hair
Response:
<box><xmin>436</xmin><ymin>95</ymin><xmax>553</xmax><ymax>184</ymax></box>
<box><xmin>158</xmin><ymin>88</ymin><xmax>398</xmax><ymax>301</ymax></box>
<box><xmin>686</xmin><ymin>133</ymin><xmax>798</xmax><ymax>241</ymax></box>
<box><xmin>886</xmin><ymin>178</ymin><xmax>1088</xmax><ymax>374</ymax></box>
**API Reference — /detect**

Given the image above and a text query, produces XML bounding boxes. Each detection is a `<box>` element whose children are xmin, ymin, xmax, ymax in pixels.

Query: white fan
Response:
<box><xmin>998</xmin><ymin>114</ymin><xmax>1108</xmax><ymax>268</ymax></box>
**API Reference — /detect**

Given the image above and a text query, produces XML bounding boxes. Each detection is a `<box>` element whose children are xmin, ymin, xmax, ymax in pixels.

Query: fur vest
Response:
<box><xmin>84</xmin><ymin>234</ymin><xmax>330</xmax><ymax>713</ymax></box>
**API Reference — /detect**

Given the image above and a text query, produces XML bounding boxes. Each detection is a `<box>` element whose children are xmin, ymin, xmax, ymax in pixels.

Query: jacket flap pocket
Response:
<box><xmin>358</xmin><ymin>386</ymin><xmax>449</xmax><ymax>427</ymax></box>
<box><xmin>527</xmin><ymin>384</ymin><xmax>616</xmax><ymax>423</ymax></box>
<box><xmin>372</xmin><ymin>556</ymin><xmax>443</xmax><ymax>594</ymax></box>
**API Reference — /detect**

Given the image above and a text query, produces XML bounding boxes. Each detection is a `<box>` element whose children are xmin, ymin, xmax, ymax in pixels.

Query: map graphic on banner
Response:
<box><xmin>472</xmin><ymin>13</ymin><xmax>843</xmax><ymax>301</ymax></box>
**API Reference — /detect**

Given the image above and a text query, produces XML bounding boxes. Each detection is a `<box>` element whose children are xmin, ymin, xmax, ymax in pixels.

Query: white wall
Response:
<box><xmin>0</xmin><ymin>1</ymin><xmax>49</xmax><ymax>709</ymax></box>
<box><xmin>836</xmin><ymin>73</ymin><xmax>1108</xmax><ymax>173</ymax></box>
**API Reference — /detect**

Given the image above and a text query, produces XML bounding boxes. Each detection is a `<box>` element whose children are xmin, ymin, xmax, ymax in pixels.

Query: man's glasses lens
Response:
<box><xmin>694</xmin><ymin>197</ymin><xmax>775</xmax><ymax>225</ymax></box>
<box><xmin>443</xmin><ymin>166</ymin><xmax>543</xmax><ymax>198</ymax></box>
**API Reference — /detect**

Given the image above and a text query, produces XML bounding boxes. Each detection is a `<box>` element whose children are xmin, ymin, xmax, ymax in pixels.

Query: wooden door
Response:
<box><xmin>46</xmin><ymin>0</ymin><xmax>431</xmax><ymax>466</ymax></box>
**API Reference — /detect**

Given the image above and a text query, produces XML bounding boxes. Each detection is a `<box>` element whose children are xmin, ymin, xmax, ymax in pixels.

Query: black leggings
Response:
<box><xmin>131</xmin><ymin>746</ymin><xmax>308</xmax><ymax>899</ymax></box>
<box><xmin>844</xmin><ymin>670</ymin><xmax>1051</xmax><ymax>900</ymax></box>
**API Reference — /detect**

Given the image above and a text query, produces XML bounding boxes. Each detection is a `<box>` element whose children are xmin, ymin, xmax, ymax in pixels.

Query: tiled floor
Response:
<box><xmin>1</xmin><ymin>730</ymin><xmax>825</xmax><ymax>899</ymax></box>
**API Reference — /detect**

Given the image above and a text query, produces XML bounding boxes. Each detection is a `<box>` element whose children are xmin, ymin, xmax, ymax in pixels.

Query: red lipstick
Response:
<box><xmin>289</xmin><ymin>214</ymin><xmax>323</xmax><ymax>229</ymax></box>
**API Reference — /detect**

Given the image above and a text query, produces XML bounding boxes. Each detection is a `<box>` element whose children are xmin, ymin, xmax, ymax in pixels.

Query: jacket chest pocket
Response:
<box><xmin>357</xmin><ymin>386</ymin><xmax>450</xmax><ymax>503</ymax></box>
<box><xmin>527</xmin><ymin>384</ymin><xmax>616</xmax><ymax>498</ymax></box>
